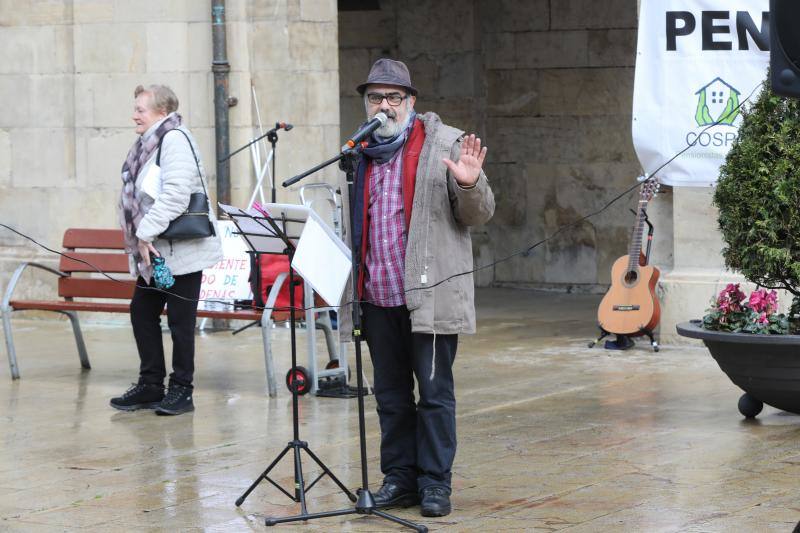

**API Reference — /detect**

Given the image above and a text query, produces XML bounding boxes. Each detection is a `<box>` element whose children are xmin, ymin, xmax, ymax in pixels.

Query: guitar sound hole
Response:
<box><xmin>624</xmin><ymin>271</ymin><xmax>638</xmax><ymax>284</ymax></box>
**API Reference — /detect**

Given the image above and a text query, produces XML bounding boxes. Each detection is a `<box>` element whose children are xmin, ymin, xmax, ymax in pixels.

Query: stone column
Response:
<box><xmin>655</xmin><ymin>188</ymin><xmax>728</xmax><ymax>343</ymax></box>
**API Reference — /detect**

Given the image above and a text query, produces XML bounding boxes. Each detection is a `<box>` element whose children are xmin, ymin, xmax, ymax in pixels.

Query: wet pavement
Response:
<box><xmin>1</xmin><ymin>288</ymin><xmax>799</xmax><ymax>532</ymax></box>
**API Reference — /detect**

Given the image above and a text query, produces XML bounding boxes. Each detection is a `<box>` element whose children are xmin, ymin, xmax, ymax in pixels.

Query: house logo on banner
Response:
<box><xmin>694</xmin><ymin>78</ymin><xmax>741</xmax><ymax>127</ymax></box>
<box><xmin>632</xmin><ymin>1</ymin><xmax>769</xmax><ymax>187</ymax></box>
<box><xmin>684</xmin><ymin>77</ymin><xmax>742</xmax><ymax>150</ymax></box>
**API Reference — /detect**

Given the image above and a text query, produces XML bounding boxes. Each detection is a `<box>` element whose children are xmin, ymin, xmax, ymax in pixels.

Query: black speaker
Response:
<box><xmin>771</xmin><ymin>0</ymin><xmax>800</xmax><ymax>97</ymax></box>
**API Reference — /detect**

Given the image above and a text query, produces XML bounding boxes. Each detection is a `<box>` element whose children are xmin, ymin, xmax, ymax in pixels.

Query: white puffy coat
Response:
<box><xmin>131</xmin><ymin>123</ymin><xmax>223</xmax><ymax>277</ymax></box>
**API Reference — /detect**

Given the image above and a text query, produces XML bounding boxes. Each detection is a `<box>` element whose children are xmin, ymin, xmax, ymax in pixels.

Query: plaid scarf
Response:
<box><xmin>119</xmin><ymin>112</ymin><xmax>182</xmax><ymax>278</ymax></box>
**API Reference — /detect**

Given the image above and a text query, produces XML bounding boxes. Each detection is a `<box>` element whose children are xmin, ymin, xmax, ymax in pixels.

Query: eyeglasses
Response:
<box><xmin>366</xmin><ymin>92</ymin><xmax>408</xmax><ymax>106</ymax></box>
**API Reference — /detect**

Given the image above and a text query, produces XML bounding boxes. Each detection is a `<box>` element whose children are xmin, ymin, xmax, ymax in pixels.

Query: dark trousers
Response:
<box><xmin>130</xmin><ymin>271</ymin><xmax>202</xmax><ymax>389</ymax></box>
<box><xmin>361</xmin><ymin>303</ymin><xmax>458</xmax><ymax>493</ymax></box>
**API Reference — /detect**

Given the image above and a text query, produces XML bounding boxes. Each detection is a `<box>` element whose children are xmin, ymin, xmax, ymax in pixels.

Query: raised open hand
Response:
<box><xmin>443</xmin><ymin>134</ymin><xmax>487</xmax><ymax>188</ymax></box>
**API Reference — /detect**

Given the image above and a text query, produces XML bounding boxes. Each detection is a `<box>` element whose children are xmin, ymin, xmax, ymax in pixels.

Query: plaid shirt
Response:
<box><xmin>364</xmin><ymin>150</ymin><xmax>406</xmax><ymax>307</ymax></box>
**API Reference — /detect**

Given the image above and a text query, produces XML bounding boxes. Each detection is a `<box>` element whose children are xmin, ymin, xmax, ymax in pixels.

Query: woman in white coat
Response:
<box><xmin>111</xmin><ymin>84</ymin><xmax>223</xmax><ymax>415</ymax></box>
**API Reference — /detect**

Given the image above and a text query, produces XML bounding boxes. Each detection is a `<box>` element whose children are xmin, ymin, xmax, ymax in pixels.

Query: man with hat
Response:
<box><xmin>349</xmin><ymin>58</ymin><xmax>495</xmax><ymax>517</ymax></box>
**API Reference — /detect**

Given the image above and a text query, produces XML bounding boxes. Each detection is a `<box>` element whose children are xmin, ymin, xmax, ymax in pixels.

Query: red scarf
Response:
<box><xmin>357</xmin><ymin>118</ymin><xmax>426</xmax><ymax>297</ymax></box>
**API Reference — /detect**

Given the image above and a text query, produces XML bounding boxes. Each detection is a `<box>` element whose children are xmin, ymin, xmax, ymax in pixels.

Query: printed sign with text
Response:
<box><xmin>200</xmin><ymin>220</ymin><xmax>252</xmax><ymax>310</ymax></box>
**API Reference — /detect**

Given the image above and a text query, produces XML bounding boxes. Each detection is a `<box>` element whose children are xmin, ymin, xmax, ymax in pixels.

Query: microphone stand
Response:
<box><xmin>266</xmin><ymin>128</ymin><xmax>278</xmax><ymax>203</ymax></box>
<box><xmin>222</xmin><ymin>122</ymin><xmax>290</xmax><ymax>203</ymax></box>
<box><xmin>271</xmin><ymin>147</ymin><xmax>428</xmax><ymax>532</ymax></box>
<box><xmin>265</xmin><ymin>127</ymin><xmax>278</xmax><ymax>204</ymax></box>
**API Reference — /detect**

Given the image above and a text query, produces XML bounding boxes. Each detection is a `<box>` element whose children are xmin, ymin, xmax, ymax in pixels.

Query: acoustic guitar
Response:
<box><xmin>597</xmin><ymin>178</ymin><xmax>661</xmax><ymax>336</ymax></box>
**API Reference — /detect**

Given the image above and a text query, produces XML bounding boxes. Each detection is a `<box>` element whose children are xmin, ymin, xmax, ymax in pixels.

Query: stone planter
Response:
<box><xmin>677</xmin><ymin>320</ymin><xmax>800</xmax><ymax>418</ymax></box>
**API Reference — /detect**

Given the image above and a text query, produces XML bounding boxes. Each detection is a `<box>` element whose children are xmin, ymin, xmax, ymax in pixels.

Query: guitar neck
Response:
<box><xmin>626</xmin><ymin>198</ymin><xmax>648</xmax><ymax>270</ymax></box>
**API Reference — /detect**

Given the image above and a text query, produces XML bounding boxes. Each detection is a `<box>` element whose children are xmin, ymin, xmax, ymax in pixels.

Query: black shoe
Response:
<box><xmin>372</xmin><ymin>482</ymin><xmax>419</xmax><ymax>509</ymax></box>
<box><xmin>155</xmin><ymin>384</ymin><xmax>194</xmax><ymax>416</ymax></box>
<box><xmin>110</xmin><ymin>382</ymin><xmax>164</xmax><ymax>411</ymax></box>
<box><xmin>420</xmin><ymin>486</ymin><xmax>451</xmax><ymax>517</ymax></box>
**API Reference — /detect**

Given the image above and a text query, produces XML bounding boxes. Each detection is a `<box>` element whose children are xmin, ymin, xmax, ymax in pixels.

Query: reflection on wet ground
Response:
<box><xmin>1</xmin><ymin>288</ymin><xmax>799</xmax><ymax>531</ymax></box>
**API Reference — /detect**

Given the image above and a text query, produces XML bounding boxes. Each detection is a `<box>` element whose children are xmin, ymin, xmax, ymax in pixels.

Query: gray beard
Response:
<box><xmin>374</xmin><ymin>113</ymin><xmax>411</xmax><ymax>141</ymax></box>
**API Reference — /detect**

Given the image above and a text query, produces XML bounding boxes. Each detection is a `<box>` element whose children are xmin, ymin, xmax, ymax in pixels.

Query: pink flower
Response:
<box><xmin>749</xmin><ymin>289</ymin><xmax>767</xmax><ymax>313</ymax></box>
<box><xmin>749</xmin><ymin>288</ymin><xmax>778</xmax><ymax>314</ymax></box>
<box><xmin>723</xmin><ymin>283</ymin><xmax>746</xmax><ymax>302</ymax></box>
<box><xmin>718</xmin><ymin>284</ymin><xmax>745</xmax><ymax>312</ymax></box>
<box><xmin>765</xmin><ymin>290</ymin><xmax>778</xmax><ymax>314</ymax></box>
<box><xmin>723</xmin><ymin>283</ymin><xmax>737</xmax><ymax>293</ymax></box>
<box><xmin>736</xmin><ymin>288</ymin><xmax>746</xmax><ymax>302</ymax></box>
<box><xmin>704</xmin><ymin>285</ymin><xmax>786</xmax><ymax>333</ymax></box>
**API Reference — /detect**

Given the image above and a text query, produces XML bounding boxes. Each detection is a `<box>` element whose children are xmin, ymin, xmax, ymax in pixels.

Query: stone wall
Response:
<box><xmin>0</xmin><ymin>0</ymin><xmax>339</xmax><ymax>302</ymax></box>
<box><xmin>245</xmin><ymin>0</ymin><xmax>341</xmax><ymax>197</ymax></box>
<box><xmin>339</xmin><ymin>0</ymin><xmax>642</xmax><ymax>291</ymax></box>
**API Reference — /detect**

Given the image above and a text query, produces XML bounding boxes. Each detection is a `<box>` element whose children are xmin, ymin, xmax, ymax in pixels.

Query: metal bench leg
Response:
<box><xmin>1</xmin><ymin>307</ymin><xmax>20</xmax><ymax>379</ymax></box>
<box><xmin>60</xmin><ymin>311</ymin><xmax>90</xmax><ymax>370</ymax></box>
<box><xmin>261</xmin><ymin>314</ymin><xmax>277</xmax><ymax>397</ymax></box>
<box><xmin>315</xmin><ymin>312</ymin><xmax>338</xmax><ymax>362</ymax></box>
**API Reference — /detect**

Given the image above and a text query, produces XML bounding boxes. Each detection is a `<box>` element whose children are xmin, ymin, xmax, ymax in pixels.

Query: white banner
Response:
<box><xmin>633</xmin><ymin>1</ymin><xmax>769</xmax><ymax>186</ymax></box>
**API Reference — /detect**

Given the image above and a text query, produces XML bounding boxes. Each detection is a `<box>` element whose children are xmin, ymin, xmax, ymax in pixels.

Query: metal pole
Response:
<box><xmin>211</xmin><ymin>0</ymin><xmax>236</xmax><ymax>330</ymax></box>
<box><xmin>212</xmin><ymin>0</ymin><xmax>232</xmax><ymax>213</ymax></box>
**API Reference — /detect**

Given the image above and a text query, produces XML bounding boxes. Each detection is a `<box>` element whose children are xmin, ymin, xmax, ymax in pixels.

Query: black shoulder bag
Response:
<box><xmin>156</xmin><ymin>129</ymin><xmax>216</xmax><ymax>241</ymax></box>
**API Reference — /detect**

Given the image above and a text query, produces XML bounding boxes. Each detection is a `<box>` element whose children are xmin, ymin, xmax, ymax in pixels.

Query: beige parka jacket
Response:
<box><xmin>341</xmin><ymin>111</ymin><xmax>495</xmax><ymax>337</ymax></box>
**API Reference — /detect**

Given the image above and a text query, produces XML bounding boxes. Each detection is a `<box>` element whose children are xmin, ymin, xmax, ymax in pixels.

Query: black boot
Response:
<box><xmin>420</xmin><ymin>486</ymin><xmax>451</xmax><ymax>517</ymax></box>
<box><xmin>155</xmin><ymin>383</ymin><xmax>194</xmax><ymax>416</ymax></box>
<box><xmin>372</xmin><ymin>482</ymin><xmax>419</xmax><ymax>509</ymax></box>
<box><xmin>110</xmin><ymin>382</ymin><xmax>164</xmax><ymax>411</ymax></box>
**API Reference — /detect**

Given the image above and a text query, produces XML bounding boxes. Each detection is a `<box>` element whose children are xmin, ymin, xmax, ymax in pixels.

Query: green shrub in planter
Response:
<box><xmin>714</xmin><ymin>73</ymin><xmax>800</xmax><ymax>332</ymax></box>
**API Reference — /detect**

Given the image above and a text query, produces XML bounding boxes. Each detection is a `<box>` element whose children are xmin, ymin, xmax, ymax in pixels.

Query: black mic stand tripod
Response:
<box><xmin>268</xmin><ymin>146</ymin><xmax>428</xmax><ymax>532</ymax></box>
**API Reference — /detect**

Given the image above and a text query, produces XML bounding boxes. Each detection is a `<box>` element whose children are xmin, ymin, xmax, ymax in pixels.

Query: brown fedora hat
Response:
<box><xmin>356</xmin><ymin>58</ymin><xmax>418</xmax><ymax>96</ymax></box>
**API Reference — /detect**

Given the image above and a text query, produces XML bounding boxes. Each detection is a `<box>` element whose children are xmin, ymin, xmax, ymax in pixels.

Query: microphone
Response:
<box><xmin>275</xmin><ymin>121</ymin><xmax>293</xmax><ymax>132</ymax></box>
<box><xmin>341</xmin><ymin>112</ymin><xmax>387</xmax><ymax>151</ymax></box>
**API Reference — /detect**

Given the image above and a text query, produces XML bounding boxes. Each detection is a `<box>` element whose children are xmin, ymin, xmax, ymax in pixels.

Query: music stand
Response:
<box><xmin>222</xmin><ymin>203</ymin><xmax>357</xmax><ymax>517</ymax></box>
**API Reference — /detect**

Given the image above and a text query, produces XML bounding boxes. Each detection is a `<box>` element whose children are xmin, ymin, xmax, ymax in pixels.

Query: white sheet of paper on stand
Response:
<box><xmin>291</xmin><ymin>214</ymin><xmax>352</xmax><ymax>307</ymax></box>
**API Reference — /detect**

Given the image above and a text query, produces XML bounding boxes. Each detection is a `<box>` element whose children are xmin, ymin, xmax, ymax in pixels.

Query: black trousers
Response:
<box><xmin>130</xmin><ymin>271</ymin><xmax>202</xmax><ymax>388</ymax></box>
<box><xmin>361</xmin><ymin>303</ymin><xmax>458</xmax><ymax>493</ymax></box>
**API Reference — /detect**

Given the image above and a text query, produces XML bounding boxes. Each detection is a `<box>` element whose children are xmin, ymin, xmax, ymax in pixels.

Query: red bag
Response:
<box><xmin>252</xmin><ymin>254</ymin><xmax>304</xmax><ymax>311</ymax></box>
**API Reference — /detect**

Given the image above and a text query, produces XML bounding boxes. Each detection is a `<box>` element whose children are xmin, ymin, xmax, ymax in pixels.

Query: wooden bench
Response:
<box><xmin>1</xmin><ymin>228</ymin><xmax>338</xmax><ymax>397</ymax></box>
